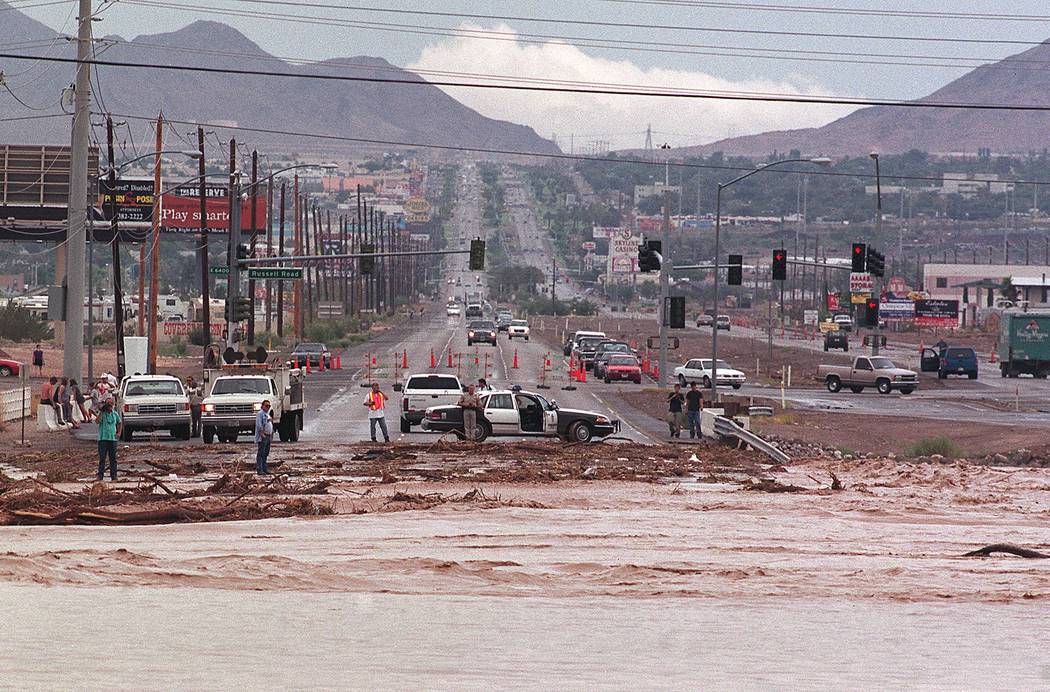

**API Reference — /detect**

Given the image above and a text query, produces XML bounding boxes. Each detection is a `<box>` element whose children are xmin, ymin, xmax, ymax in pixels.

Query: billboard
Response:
<box><xmin>914</xmin><ymin>299</ymin><xmax>959</xmax><ymax>326</ymax></box>
<box><xmin>880</xmin><ymin>299</ymin><xmax>915</xmax><ymax>321</ymax></box>
<box><xmin>608</xmin><ymin>227</ymin><xmax>642</xmax><ymax>274</ymax></box>
<box><xmin>0</xmin><ymin>144</ymin><xmax>100</xmax><ymax>221</ymax></box>
<box><xmin>160</xmin><ymin>182</ymin><xmax>267</xmax><ymax>232</ymax></box>
<box><xmin>99</xmin><ymin>177</ymin><xmax>154</xmax><ymax>226</ymax></box>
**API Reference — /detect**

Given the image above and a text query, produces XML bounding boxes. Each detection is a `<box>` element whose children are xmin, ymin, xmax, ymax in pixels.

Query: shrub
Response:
<box><xmin>907</xmin><ymin>437</ymin><xmax>962</xmax><ymax>458</ymax></box>
<box><xmin>0</xmin><ymin>303</ymin><xmax>52</xmax><ymax>341</ymax></box>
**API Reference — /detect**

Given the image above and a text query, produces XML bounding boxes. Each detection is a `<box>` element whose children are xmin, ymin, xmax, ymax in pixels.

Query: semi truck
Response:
<box><xmin>998</xmin><ymin>312</ymin><xmax>1050</xmax><ymax>378</ymax></box>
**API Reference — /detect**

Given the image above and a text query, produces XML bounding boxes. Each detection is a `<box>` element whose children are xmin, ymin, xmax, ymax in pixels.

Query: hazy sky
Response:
<box><xmin>20</xmin><ymin>0</ymin><xmax>1050</xmax><ymax>149</ymax></box>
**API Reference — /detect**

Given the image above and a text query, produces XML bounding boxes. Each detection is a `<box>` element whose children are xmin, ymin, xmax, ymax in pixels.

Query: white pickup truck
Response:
<box><xmin>116</xmin><ymin>374</ymin><xmax>192</xmax><ymax>441</ymax></box>
<box><xmin>399</xmin><ymin>373</ymin><xmax>465</xmax><ymax>433</ymax></box>
<box><xmin>201</xmin><ymin>363</ymin><xmax>305</xmax><ymax>443</ymax></box>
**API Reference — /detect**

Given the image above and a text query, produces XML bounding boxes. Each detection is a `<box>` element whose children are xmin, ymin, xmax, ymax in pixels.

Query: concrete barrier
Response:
<box><xmin>0</xmin><ymin>387</ymin><xmax>31</xmax><ymax>423</ymax></box>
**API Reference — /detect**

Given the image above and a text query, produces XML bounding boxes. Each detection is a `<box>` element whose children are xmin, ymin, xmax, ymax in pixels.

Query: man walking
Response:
<box><xmin>666</xmin><ymin>383</ymin><xmax>686</xmax><ymax>438</ymax></box>
<box><xmin>364</xmin><ymin>382</ymin><xmax>390</xmax><ymax>443</ymax></box>
<box><xmin>186</xmin><ymin>375</ymin><xmax>203</xmax><ymax>438</ymax></box>
<box><xmin>254</xmin><ymin>399</ymin><xmax>274</xmax><ymax>474</ymax></box>
<box><xmin>458</xmin><ymin>383</ymin><xmax>482</xmax><ymax>442</ymax></box>
<box><xmin>96</xmin><ymin>399</ymin><xmax>122</xmax><ymax>481</ymax></box>
<box><xmin>32</xmin><ymin>344</ymin><xmax>44</xmax><ymax>375</ymax></box>
<box><xmin>685</xmin><ymin>382</ymin><xmax>704</xmax><ymax>439</ymax></box>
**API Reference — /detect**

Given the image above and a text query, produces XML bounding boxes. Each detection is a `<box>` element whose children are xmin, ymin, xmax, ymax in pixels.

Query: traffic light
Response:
<box><xmin>469</xmin><ymin>238</ymin><xmax>486</xmax><ymax>271</ymax></box>
<box><xmin>772</xmin><ymin>249</ymin><xmax>787</xmax><ymax>281</ymax></box>
<box><xmin>236</xmin><ymin>243</ymin><xmax>251</xmax><ymax>261</ymax></box>
<box><xmin>360</xmin><ymin>242</ymin><xmax>375</xmax><ymax>274</ymax></box>
<box><xmin>667</xmin><ymin>296</ymin><xmax>686</xmax><ymax>329</ymax></box>
<box><xmin>866</xmin><ymin>247</ymin><xmax>885</xmax><ymax>278</ymax></box>
<box><xmin>225</xmin><ymin>297</ymin><xmax>251</xmax><ymax>322</ymax></box>
<box><xmin>863</xmin><ymin>298</ymin><xmax>879</xmax><ymax>328</ymax></box>
<box><xmin>852</xmin><ymin>243</ymin><xmax>867</xmax><ymax>272</ymax></box>
<box><xmin>727</xmin><ymin>254</ymin><xmax>743</xmax><ymax>286</ymax></box>
<box><xmin>638</xmin><ymin>240</ymin><xmax>662</xmax><ymax>273</ymax></box>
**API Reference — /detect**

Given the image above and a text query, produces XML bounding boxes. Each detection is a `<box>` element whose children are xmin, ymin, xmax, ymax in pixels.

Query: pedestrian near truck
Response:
<box><xmin>186</xmin><ymin>376</ymin><xmax>203</xmax><ymax>438</ymax></box>
<box><xmin>96</xmin><ymin>400</ymin><xmax>122</xmax><ymax>481</ymax></box>
<box><xmin>458</xmin><ymin>384</ymin><xmax>482</xmax><ymax>442</ymax></box>
<box><xmin>666</xmin><ymin>384</ymin><xmax>686</xmax><ymax>438</ymax></box>
<box><xmin>255</xmin><ymin>400</ymin><xmax>274</xmax><ymax>475</ymax></box>
<box><xmin>685</xmin><ymin>382</ymin><xmax>704</xmax><ymax>439</ymax></box>
<box><xmin>364</xmin><ymin>382</ymin><xmax>390</xmax><ymax>443</ymax></box>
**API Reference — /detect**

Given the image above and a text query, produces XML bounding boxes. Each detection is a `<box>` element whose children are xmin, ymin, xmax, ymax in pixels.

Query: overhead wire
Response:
<box><xmin>12</xmin><ymin>52</ymin><xmax>1050</xmax><ymax>111</ymax></box>
<box><xmin>597</xmin><ymin>0</ymin><xmax>1050</xmax><ymax>22</ymax></box>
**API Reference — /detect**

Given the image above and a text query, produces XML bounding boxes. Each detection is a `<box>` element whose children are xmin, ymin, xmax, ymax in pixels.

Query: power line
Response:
<box><xmin>10</xmin><ymin>52</ymin><xmax>1050</xmax><ymax>111</ymax></box>
<box><xmin>599</xmin><ymin>0</ymin><xmax>1050</xmax><ymax>22</ymax></box>
<box><xmin>107</xmin><ymin>110</ymin><xmax>1050</xmax><ymax>187</ymax></box>
<box><xmin>182</xmin><ymin>0</ymin><xmax>1050</xmax><ymax>47</ymax></box>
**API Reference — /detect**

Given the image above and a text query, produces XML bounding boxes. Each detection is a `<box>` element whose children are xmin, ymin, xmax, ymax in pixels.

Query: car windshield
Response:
<box><xmin>211</xmin><ymin>378</ymin><xmax>272</xmax><ymax>395</ymax></box>
<box><xmin>470</xmin><ymin>321</ymin><xmax>494</xmax><ymax>329</ymax></box>
<box><xmin>609</xmin><ymin>356</ymin><xmax>638</xmax><ymax>366</ymax></box>
<box><xmin>124</xmin><ymin>380</ymin><xmax>183</xmax><ymax>396</ymax></box>
<box><xmin>599</xmin><ymin>343</ymin><xmax>630</xmax><ymax>354</ymax></box>
<box><xmin>946</xmin><ymin>348</ymin><xmax>973</xmax><ymax>358</ymax></box>
<box><xmin>699</xmin><ymin>359</ymin><xmax>732</xmax><ymax>370</ymax></box>
<box><xmin>535</xmin><ymin>394</ymin><xmax>555</xmax><ymax>410</ymax></box>
<box><xmin>511</xmin><ymin>320</ymin><xmax>528</xmax><ymax>326</ymax></box>
<box><xmin>870</xmin><ymin>357</ymin><xmax>896</xmax><ymax>369</ymax></box>
<box><xmin>294</xmin><ymin>343</ymin><xmax>324</xmax><ymax>353</ymax></box>
<box><xmin>407</xmin><ymin>376</ymin><xmax>461</xmax><ymax>390</ymax></box>
<box><xmin>578</xmin><ymin>338</ymin><xmax>604</xmax><ymax>350</ymax></box>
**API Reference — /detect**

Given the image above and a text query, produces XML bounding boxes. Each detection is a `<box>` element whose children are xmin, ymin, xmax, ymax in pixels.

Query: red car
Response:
<box><xmin>0</xmin><ymin>359</ymin><xmax>20</xmax><ymax>377</ymax></box>
<box><xmin>603</xmin><ymin>355</ymin><xmax>642</xmax><ymax>384</ymax></box>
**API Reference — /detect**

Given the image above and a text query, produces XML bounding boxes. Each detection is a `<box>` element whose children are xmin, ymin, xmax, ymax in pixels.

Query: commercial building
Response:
<box><xmin>923</xmin><ymin>263</ymin><xmax>1050</xmax><ymax>309</ymax></box>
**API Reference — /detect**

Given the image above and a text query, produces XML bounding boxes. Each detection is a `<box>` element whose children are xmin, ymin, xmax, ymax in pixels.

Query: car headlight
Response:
<box><xmin>203</xmin><ymin>403</ymin><xmax>215</xmax><ymax>413</ymax></box>
<box><xmin>468</xmin><ymin>331</ymin><xmax>475</xmax><ymax>336</ymax></box>
<box><xmin>253</xmin><ymin>402</ymin><xmax>263</xmax><ymax>411</ymax></box>
<box><xmin>124</xmin><ymin>404</ymin><xmax>137</xmax><ymax>413</ymax></box>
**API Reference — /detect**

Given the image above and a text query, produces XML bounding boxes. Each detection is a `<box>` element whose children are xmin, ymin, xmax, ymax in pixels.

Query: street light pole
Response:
<box><xmin>871</xmin><ymin>151</ymin><xmax>883</xmax><ymax>357</ymax></box>
<box><xmin>710</xmin><ymin>157</ymin><xmax>832</xmax><ymax>399</ymax></box>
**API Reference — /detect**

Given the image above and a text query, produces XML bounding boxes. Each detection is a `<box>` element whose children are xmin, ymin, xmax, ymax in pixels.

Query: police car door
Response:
<box><xmin>536</xmin><ymin>394</ymin><xmax>559</xmax><ymax>435</ymax></box>
<box><xmin>484</xmin><ymin>393</ymin><xmax>518</xmax><ymax>434</ymax></box>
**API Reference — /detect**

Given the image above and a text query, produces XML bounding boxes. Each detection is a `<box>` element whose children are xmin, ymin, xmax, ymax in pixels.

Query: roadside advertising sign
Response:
<box><xmin>803</xmin><ymin>309</ymin><xmax>818</xmax><ymax>325</ymax></box>
<box><xmin>886</xmin><ymin>276</ymin><xmax>910</xmax><ymax>295</ymax></box>
<box><xmin>592</xmin><ymin>226</ymin><xmax>621</xmax><ymax>239</ymax></box>
<box><xmin>879</xmin><ymin>299</ymin><xmax>915</xmax><ymax>320</ymax></box>
<box><xmin>914</xmin><ymin>299</ymin><xmax>959</xmax><ymax>326</ymax></box>
<box><xmin>819</xmin><ymin>320</ymin><xmax>839</xmax><ymax>333</ymax></box>
<box><xmin>849</xmin><ymin>272</ymin><xmax>874</xmax><ymax>293</ymax></box>
<box><xmin>851</xmin><ymin>293</ymin><xmax>871</xmax><ymax>304</ymax></box>
<box><xmin>160</xmin><ymin>182</ymin><xmax>267</xmax><ymax>232</ymax></box>
<box><xmin>608</xmin><ymin>227</ymin><xmax>642</xmax><ymax>274</ymax></box>
<box><xmin>827</xmin><ymin>293</ymin><xmax>840</xmax><ymax>311</ymax></box>
<box><xmin>404</xmin><ymin>196</ymin><xmax>431</xmax><ymax>223</ymax></box>
<box><xmin>581</xmin><ymin>241</ymin><xmax>597</xmax><ymax>251</ymax></box>
<box><xmin>99</xmin><ymin>176</ymin><xmax>154</xmax><ymax>226</ymax></box>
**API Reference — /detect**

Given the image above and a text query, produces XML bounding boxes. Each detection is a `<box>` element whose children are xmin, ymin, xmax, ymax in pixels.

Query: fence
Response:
<box><xmin>0</xmin><ymin>387</ymin><xmax>31</xmax><ymax>422</ymax></box>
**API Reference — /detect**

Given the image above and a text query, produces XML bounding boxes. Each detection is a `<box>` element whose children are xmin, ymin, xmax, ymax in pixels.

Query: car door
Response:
<box><xmin>483</xmin><ymin>393</ymin><xmax>519</xmax><ymax>434</ymax></box>
<box><xmin>535</xmin><ymin>395</ymin><xmax>559</xmax><ymax>434</ymax></box>
<box><xmin>920</xmin><ymin>348</ymin><xmax>940</xmax><ymax>372</ymax></box>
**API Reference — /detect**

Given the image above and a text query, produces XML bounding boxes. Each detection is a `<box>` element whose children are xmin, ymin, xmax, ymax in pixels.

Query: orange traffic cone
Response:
<box><xmin>990</xmin><ymin>347</ymin><xmax>997</xmax><ymax>364</ymax></box>
<box><xmin>402</xmin><ymin>351</ymin><xmax>408</xmax><ymax>369</ymax></box>
<box><xmin>318</xmin><ymin>355</ymin><xmax>325</xmax><ymax>371</ymax></box>
<box><xmin>580</xmin><ymin>363</ymin><xmax>587</xmax><ymax>383</ymax></box>
<box><xmin>334</xmin><ymin>355</ymin><xmax>341</xmax><ymax>369</ymax></box>
<box><xmin>430</xmin><ymin>349</ymin><xmax>436</xmax><ymax>368</ymax></box>
<box><xmin>305</xmin><ymin>359</ymin><xmax>311</xmax><ymax>374</ymax></box>
<box><xmin>918</xmin><ymin>340</ymin><xmax>924</xmax><ymax>354</ymax></box>
<box><xmin>512</xmin><ymin>349</ymin><xmax>519</xmax><ymax>369</ymax></box>
<box><xmin>447</xmin><ymin>350</ymin><xmax>454</xmax><ymax>368</ymax></box>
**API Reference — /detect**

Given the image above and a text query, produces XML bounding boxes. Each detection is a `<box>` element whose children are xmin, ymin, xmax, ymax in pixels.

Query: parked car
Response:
<box><xmin>507</xmin><ymin>319</ymin><xmax>530</xmax><ymax>340</ymax></box>
<box><xmin>592</xmin><ymin>342</ymin><xmax>634</xmax><ymax>379</ymax></box>
<box><xmin>0</xmin><ymin>359</ymin><xmax>21</xmax><ymax>377</ymax></box>
<box><xmin>563</xmin><ymin>330</ymin><xmax>606</xmax><ymax>356</ymax></box>
<box><xmin>673</xmin><ymin>358</ymin><xmax>746</xmax><ymax>389</ymax></box>
<box><xmin>696</xmin><ymin>313</ymin><xmax>714</xmax><ymax>328</ymax></box>
<box><xmin>290</xmin><ymin>342</ymin><xmax>332</xmax><ymax>368</ymax></box>
<box><xmin>446</xmin><ymin>303</ymin><xmax>462</xmax><ymax>317</ymax></box>
<box><xmin>399</xmin><ymin>373</ymin><xmax>465</xmax><ymax>433</ymax></box>
<box><xmin>573</xmin><ymin>336</ymin><xmax>610</xmax><ymax>371</ymax></box>
<box><xmin>422</xmin><ymin>387</ymin><xmax>619</xmax><ymax>442</ymax></box>
<box><xmin>603</xmin><ymin>355</ymin><xmax>642</xmax><ymax>384</ymax></box>
<box><xmin>921</xmin><ymin>346</ymin><xmax>978</xmax><ymax>379</ymax></box>
<box><xmin>716</xmin><ymin>315</ymin><xmax>731</xmax><ymax>331</ymax></box>
<box><xmin>824</xmin><ymin>331</ymin><xmax>848</xmax><ymax>352</ymax></box>
<box><xmin>818</xmin><ymin>356</ymin><xmax>918</xmax><ymax>394</ymax></box>
<box><xmin>467</xmin><ymin>320</ymin><xmax>497</xmax><ymax>346</ymax></box>
<box><xmin>833</xmin><ymin>314</ymin><xmax>853</xmax><ymax>332</ymax></box>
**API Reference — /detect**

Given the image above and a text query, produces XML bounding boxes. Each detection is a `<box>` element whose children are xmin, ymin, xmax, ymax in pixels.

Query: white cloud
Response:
<box><xmin>408</xmin><ymin>24</ymin><xmax>857</xmax><ymax>152</ymax></box>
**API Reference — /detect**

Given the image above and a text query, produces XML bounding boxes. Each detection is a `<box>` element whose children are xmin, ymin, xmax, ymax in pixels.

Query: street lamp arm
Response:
<box><xmin>240</xmin><ymin>163</ymin><xmax>337</xmax><ymax>194</ymax></box>
<box><xmin>720</xmin><ymin>158</ymin><xmax>825</xmax><ymax>190</ymax></box>
<box><xmin>108</xmin><ymin>150</ymin><xmax>202</xmax><ymax>171</ymax></box>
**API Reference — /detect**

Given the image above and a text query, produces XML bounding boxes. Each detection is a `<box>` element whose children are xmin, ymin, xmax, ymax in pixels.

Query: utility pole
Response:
<box><xmin>871</xmin><ymin>152</ymin><xmax>883</xmax><ymax>357</ymax></box>
<box><xmin>147</xmin><ymin>114</ymin><xmax>163</xmax><ymax>374</ymax></box>
<box><xmin>293</xmin><ymin>174</ymin><xmax>301</xmax><ymax>339</ymax></box>
<box><xmin>105</xmin><ymin>116</ymin><xmax>126</xmax><ymax>380</ymax></box>
<box><xmin>226</xmin><ymin>166</ymin><xmax>242</xmax><ymax>350</ymax></box>
<box><xmin>551</xmin><ymin>258</ymin><xmax>557</xmax><ymax>314</ymax></box>
<box><xmin>265</xmin><ymin>179</ymin><xmax>273</xmax><ymax>334</ymax></box>
<box><xmin>277</xmin><ymin>182</ymin><xmax>285</xmax><ymax>337</ymax></box>
<box><xmin>197</xmin><ymin>126</ymin><xmax>210</xmax><ymax>354</ymax></box>
<box><xmin>659</xmin><ymin>189</ymin><xmax>671</xmax><ymax>388</ymax></box>
<box><xmin>247</xmin><ymin>150</ymin><xmax>258</xmax><ymax>344</ymax></box>
<box><xmin>62</xmin><ymin>0</ymin><xmax>92</xmax><ymax>382</ymax></box>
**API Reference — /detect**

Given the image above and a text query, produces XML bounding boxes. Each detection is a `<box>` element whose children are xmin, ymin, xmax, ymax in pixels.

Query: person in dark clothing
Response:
<box><xmin>685</xmin><ymin>382</ymin><xmax>704</xmax><ymax>439</ymax></box>
<box><xmin>666</xmin><ymin>384</ymin><xmax>686</xmax><ymax>438</ymax></box>
<box><xmin>96</xmin><ymin>400</ymin><xmax>122</xmax><ymax>481</ymax></box>
<box><xmin>32</xmin><ymin>344</ymin><xmax>44</xmax><ymax>375</ymax></box>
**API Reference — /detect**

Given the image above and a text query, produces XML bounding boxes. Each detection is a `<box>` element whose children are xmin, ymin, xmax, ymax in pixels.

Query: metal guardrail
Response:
<box><xmin>712</xmin><ymin>415</ymin><xmax>790</xmax><ymax>464</ymax></box>
<box><xmin>0</xmin><ymin>387</ymin><xmax>32</xmax><ymax>423</ymax></box>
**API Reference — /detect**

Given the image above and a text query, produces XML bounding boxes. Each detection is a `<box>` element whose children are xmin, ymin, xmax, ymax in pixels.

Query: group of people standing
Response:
<box><xmin>666</xmin><ymin>382</ymin><xmax>705</xmax><ymax>439</ymax></box>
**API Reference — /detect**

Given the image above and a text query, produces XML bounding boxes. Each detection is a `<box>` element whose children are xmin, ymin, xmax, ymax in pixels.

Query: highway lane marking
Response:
<box><xmin>589</xmin><ymin>390</ymin><xmax>654</xmax><ymax>444</ymax></box>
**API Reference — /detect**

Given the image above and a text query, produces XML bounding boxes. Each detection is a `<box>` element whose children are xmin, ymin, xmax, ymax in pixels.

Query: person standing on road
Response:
<box><xmin>685</xmin><ymin>382</ymin><xmax>704</xmax><ymax>439</ymax></box>
<box><xmin>364</xmin><ymin>382</ymin><xmax>390</xmax><ymax>443</ymax></box>
<box><xmin>666</xmin><ymin>384</ymin><xmax>686</xmax><ymax>438</ymax></box>
<box><xmin>458</xmin><ymin>384</ymin><xmax>482</xmax><ymax>442</ymax></box>
<box><xmin>186</xmin><ymin>376</ymin><xmax>203</xmax><ymax>438</ymax></box>
<box><xmin>96</xmin><ymin>399</ymin><xmax>122</xmax><ymax>481</ymax></box>
<box><xmin>255</xmin><ymin>399</ymin><xmax>274</xmax><ymax>475</ymax></box>
<box><xmin>32</xmin><ymin>344</ymin><xmax>44</xmax><ymax>375</ymax></box>
<box><xmin>477</xmin><ymin>378</ymin><xmax>490</xmax><ymax>392</ymax></box>
<box><xmin>70</xmin><ymin>379</ymin><xmax>91</xmax><ymax>423</ymax></box>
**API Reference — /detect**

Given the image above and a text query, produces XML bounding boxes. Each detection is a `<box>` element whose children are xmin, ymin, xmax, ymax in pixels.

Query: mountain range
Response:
<box><xmin>0</xmin><ymin>3</ymin><xmax>559</xmax><ymax>157</ymax></box>
<box><xmin>651</xmin><ymin>40</ymin><xmax>1050</xmax><ymax>158</ymax></box>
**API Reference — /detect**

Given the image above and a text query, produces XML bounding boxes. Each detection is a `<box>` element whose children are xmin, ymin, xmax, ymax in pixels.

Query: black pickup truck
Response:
<box><xmin>421</xmin><ymin>387</ymin><xmax>619</xmax><ymax>443</ymax></box>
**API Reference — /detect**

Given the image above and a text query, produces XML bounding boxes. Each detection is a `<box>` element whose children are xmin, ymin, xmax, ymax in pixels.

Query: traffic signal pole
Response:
<box><xmin>227</xmin><ymin>173</ymin><xmax>242</xmax><ymax>349</ymax></box>
<box><xmin>659</xmin><ymin>190</ymin><xmax>671</xmax><ymax>388</ymax></box>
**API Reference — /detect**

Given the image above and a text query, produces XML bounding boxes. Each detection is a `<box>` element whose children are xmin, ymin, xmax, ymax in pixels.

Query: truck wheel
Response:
<box><xmin>900</xmin><ymin>387</ymin><xmax>915</xmax><ymax>395</ymax></box>
<box><xmin>400</xmin><ymin>417</ymin><xmax>411</xmax><ymax>433</ymax></box>
<box><xmin>968</xmin><ymin>372</ymin><xmax>978</xmax><ymax>380</ymax></box>
<box><xmin>121</xmin><ymin>426</ymin><xmax>133</xmax><ymax>442</ymax></box>
<box><xmin>843</xmin><ymin>346</ymin><xmax>849</xmax><ymax>353</ymax></box>
<box><xmin>826</xmin><ymin>377</ymin><xmax>842</xmax><ymax>393</ymax></box>
<box><xmin>876</xmin><ymin>379</ymin><xmax>892</xmax><ymax>394</ymax></box>
<box><xmin>277</xmin><ymin>419</ymin><xmax>289</xmax><ymax>442</ymax></box>
<box><xmin>568</xmin><ymin>421</ymin><xmax>593</xmax><ymax>443</ymax></box>
<box><xmin>525</xmin><ymin>336</ymin><xmax>529</xmax><ymax>341</ymax></box>
<box><xmin>731</xmin><ymin>384</ymin><xmax>742</xmax><ymax>390</ymax></box>
<box><xmin>203</xmin><ymin>426</ymin><xmax>215</xmax><ymax>444</ymax></box>
<box><xmin>937</xmin><ymin>371</ymin><xmax>946</xmax><ymax>379</ymax></box>
<box><xmin>1008</xmin><ymin>369</ymin><xmax>1019</xmax><ymax>379</ymax></box>
<box><xmin>289</xmin><ymin>412</ymin><xmax>301</xmax><ymax>441</ymax></box>
<box><xmin>175</xmin><ymin>424</ymin><xmax>191</xmax><ymax>440</ymax></box>
<box><xmin>604</xmin><ymin>376</ymin><xmax>611</xmax><ymax>384</ymax></box>
<box><xmin>1000</xmin><ymin>364</ymin><xmax>1008</xmax><ymax>378</ymax></box>
<box><xmin>823</xmin><ymin>345</ymin><xmax>829</xmax><ymax>352</ymax></box>
<box><xmin>849</xmin><ymin>386</ymin><xmax>864</xmax><ymax>394</ymax></box>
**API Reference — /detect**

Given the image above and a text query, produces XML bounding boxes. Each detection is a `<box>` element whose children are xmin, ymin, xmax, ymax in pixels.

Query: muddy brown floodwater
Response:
<box><xmin>2</xmin><ymin>442</ymin><xmax>1050</xmax><ymax>687</ymax></box>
